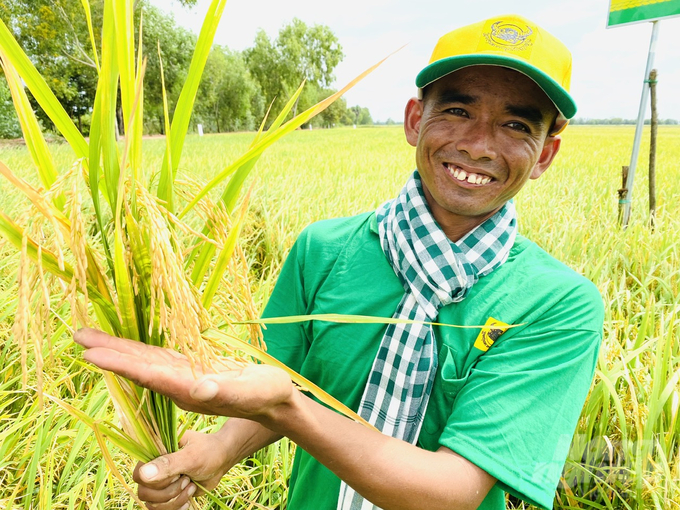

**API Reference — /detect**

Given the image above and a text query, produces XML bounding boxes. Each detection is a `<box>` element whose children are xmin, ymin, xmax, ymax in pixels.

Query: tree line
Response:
<box><xmin>0</xmin><ymin>0</ymin><xmax>374</xmax><ymax>139</ymax></box>
<box><xmin>570</xmin><ymin>118</ymin><xmax>678</xmax><ymax>125</ymax></box>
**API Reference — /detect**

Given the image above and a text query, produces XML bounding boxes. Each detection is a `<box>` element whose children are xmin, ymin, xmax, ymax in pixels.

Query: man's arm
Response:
<box><xmin>75</xmin><ymin>328</ymin><xmax>495</xmax><ymax>510</ymax></box>
<box><xmin>268</xmin><ymin>389</ymin><xmax>496</xmax><ymax>510</ymax></box>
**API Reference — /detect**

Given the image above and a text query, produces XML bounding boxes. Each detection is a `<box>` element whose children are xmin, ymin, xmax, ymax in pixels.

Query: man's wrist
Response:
<box><xmin>259</xmin><ymin>387</ymin><xmax>310</xmax><ymax>439</ymax></box>
<box><xmin>215</xmin><ymin>418</ymin><xmax>283</xmax><ymax>470</ymax></box>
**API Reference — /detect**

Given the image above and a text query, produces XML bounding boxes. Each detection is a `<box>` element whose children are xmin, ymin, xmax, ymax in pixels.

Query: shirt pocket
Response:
<box><xmin>439</xmin><ymin>343</ymin><xmax>468</xmax><ymax>401</ymax></box>
<box><xmin>420</xmin><ymin>344</ymin><xmax>467</xmax><ymax>439</ymax></box>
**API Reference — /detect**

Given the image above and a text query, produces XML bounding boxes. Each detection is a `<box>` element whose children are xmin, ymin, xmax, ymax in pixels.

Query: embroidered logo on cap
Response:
<box><xmin>478</xmin><ymin>19</ymin><xmax>535</xmax><ymax>58</ymax></box>
<box><xmin>489</xmin><ymin>21</ymin><xmax>532</xmax><ymax>47</ymax></box>
<box><xmin>473</xmin><ymin>317</ymin><xmax>510</xmax><ymax>352</ymax></box>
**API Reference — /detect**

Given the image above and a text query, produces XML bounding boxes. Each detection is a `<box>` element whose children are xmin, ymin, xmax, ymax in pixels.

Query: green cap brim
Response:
<box><xmin>415</xmin><ymin>54</ymin><xmax>577</xmax><ymax>120</ymax></box>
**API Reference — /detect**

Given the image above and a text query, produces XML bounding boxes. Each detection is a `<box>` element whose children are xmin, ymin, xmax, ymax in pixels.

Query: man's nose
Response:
<box><xmin>454</xmin><ymin>121</ymin><xmax>498</xmax><ymax>161</ymax></box>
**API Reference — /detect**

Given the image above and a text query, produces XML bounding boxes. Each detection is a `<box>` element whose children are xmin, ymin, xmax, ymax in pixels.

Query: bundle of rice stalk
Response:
<box><xmin>0</xmin><ymin>0</ymin><xmax>383</xmax><ymax>502</ymax></box>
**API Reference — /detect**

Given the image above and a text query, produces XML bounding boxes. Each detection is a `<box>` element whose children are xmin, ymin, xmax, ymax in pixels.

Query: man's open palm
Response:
<box><xmin>73</xmin><ymin>328</ymin><xmax>295</xmax><ymax>419</ymax></box>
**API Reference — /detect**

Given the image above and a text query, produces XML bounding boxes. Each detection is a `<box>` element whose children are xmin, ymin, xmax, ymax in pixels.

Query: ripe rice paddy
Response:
<box><xmin>0</xmin><ymin>124</ymin><xmax>678</xmax><ymax>508</ymax></box>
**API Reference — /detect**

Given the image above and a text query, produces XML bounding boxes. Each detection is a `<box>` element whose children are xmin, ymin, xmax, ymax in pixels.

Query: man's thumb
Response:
<box><xmin>191</xmin><ymin>376</ymin><xmax>220</xmax><ymax>401</ymax></box>
<box><xmin>137</xmin><ymin>447</ymin><xmax>197</xmax><ymax>484</ymax></box>
<box><xmin>138</xmin><ymin>461</ymin><xmax>162</xmax><ymax>482</ymax></box>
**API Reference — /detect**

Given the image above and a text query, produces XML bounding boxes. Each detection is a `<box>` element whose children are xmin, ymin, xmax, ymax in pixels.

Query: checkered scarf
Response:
<box><xmin>337</xmin><ymin>170</ymin><xmax>517</xmax><ymax>510</ymax></box>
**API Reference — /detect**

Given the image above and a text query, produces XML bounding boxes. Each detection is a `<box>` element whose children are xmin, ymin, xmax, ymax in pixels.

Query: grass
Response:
<box><xmin>0</xmin><ymin>124</ymin><xmax>679</xmax><ymax>508</ymax></box>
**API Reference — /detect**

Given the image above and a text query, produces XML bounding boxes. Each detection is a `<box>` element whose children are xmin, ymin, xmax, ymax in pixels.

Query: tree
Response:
<box><xmin>0</xmin><ymin>0</ymin><xmax>201</xmax><ymax>135</ymax></box>
<box><xmin>0</xmin><ymin>75</ymin><xmax>21</xmax><ymax>138</ymax></box>
<box><xmin>195</xmin><ymin>46</ymin><xmax>263</xmax><ymax>133</ymax></box>
<box><xmin>140</xmin><ymin>3</ymin><xmax>196</xmax><ymax>134</ymax></box>
<box><xmin>317</xmin><ymin>88</ymin><xmax>346</xmax><ymax>128</ymax></box>
<box><xmin>0</xmin><ymin>0</ymin><xmax>101</xmax><ymax>132</ymax></box>
<box><xmin>276</xmin><ymin>18</ymin><xmax>343</xmax><ymax>91</ymax></box>
<box><xmin>349</xmin><ymin>105</ymin><xmax>373</xmax><ymax>126</ymax></box>
<box><xmin>244</xmin><ymin>18</ymin><xmax>343</xmax><ymax>121</ymax></box>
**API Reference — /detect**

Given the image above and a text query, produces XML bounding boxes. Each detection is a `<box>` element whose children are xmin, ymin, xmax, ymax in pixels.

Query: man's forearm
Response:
<box><xmin>214</xmin><ymin>417</ymin><xmax>283</xmax><ymax>471</ymax></box>
<box><xmin>260</xmin><ymin>390</ymin><xmax>495</xmax><ymax>510</ymax></box>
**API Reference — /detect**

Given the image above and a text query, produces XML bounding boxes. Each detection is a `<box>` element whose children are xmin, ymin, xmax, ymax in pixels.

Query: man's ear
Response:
<box><xmin>530</xmin><ymin>135</ymin><xmax>562</xmax><ymax>180</ymax></box>
<box><xmin>404</xmin><ymin>97</ymin><xmax>423</xmax><ymax>148</ymax></box>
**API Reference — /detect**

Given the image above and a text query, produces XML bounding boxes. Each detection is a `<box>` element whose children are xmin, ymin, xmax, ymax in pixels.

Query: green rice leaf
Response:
<box><xmin>0</xmin><ymin>53</ymin><xmax>63</xmax><ymax>210</ymax></box>
<box><xmin>99</xmin><ymin>0</ymin><xmax>122</xmax><ymax>208</ymax></box>
<box><xmin>87</xmin><ymin>81</ymin><xmax>114</xmax><ymax>270</ymax></box>
<box><xmin>113</xmin><ymin>127</ymin><xmax>140</xmax><ymax>341</ymax></box>
<box><xmin>113</xmin><ymin>220</ymin><xmax>139</xmax><ymax>342</ymax></box>
<box><xmin>113</xmin><ymin>0</ymin><xmax>136</xmax><ymax>137</ymax></box>
<box><xmin>80</xmin><ymin>0</ymin><xmax>101</xmax><ymax>73</ymax></box>
<box><xmin>92</xmin><ymin>423</ymin><xmax>148</xmax><ymax>507</ymax></box>
<box><xmin>184</xmin><ymin>94</ymin><xmax>286</xmax><ymax>280</ymax></box>
<box><xmin>189</xmin><ymin>239</ymin><xmax>217</xmax><ymax>286</ymax></box>
<box><xmin>0</xmin><ymin>17</ymin><xmax>88</xmax><ymax>158</ymax></box>
<box><xmin>156</xmin><ymin>43</ymin><xmax>175</xmax><ymax>212</ymax></box>
<box><xmin>131</xmin><ymin>8</ymin><xmax>145</xmax><ymax>183</ymax></box>
<box><xmin>234</xmin><ymin>313</ymin><xmax>522</xmax><ymax>330</ymax></box>
<box><xmin>196</xmin><ymin>483</ymin><xmax>230</xmax><ymax>509</ymax></box>
<box><xmin>219</xmin><ymin>82</ymin><xmax>307</xmax><ymax>216</ymax></box>
<box><xmin>101</xmin><ymin>372</ymin><xmax>161</xmax><ymax>458</ymax></box>
<box><xmin>594</xmin><ymin>369</ymin><xmax>629</xmax><ymax>443</ymax></box>
<box><xmin>157</xmin><ymin>0</ymin><xmax>228</xmax><ymax>213</ymax></box>
<box><xmin>201</xmin><ymin>193</ymin><xmax>249</xmax><ymax>308</ymax></box>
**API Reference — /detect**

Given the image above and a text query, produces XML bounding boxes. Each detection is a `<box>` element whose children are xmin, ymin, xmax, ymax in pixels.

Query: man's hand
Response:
<box><xmin>133</xmin><ymin>430</ymin><xmax>227</xmax><ymax>510</ymax></box>
<box><xmin>73</xmin><ymin>328</ymin><xmax>295</xmax><ymax>421</ymax></box>
<box><xmin>74</xmin><ymin>328</ymin><xmax>289</xmax><ymax>509</ymax></box>
<box><xmin>134</xmin><ymin>420</ymin><xmax>282</xmax><ymax>510</ymax></box>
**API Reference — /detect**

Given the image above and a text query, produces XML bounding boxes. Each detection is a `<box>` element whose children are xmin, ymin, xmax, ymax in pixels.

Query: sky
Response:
<box><xmin>149</xmin><ymin>0</ymin><xmax>680</xmax><ymax>123</ymax></box>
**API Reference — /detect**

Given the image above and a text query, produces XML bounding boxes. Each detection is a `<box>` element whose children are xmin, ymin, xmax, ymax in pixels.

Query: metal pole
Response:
<box><xmin>621</xmin><ymin>20</ymin><xmax>660</xmax><ymax>227</ymax></box>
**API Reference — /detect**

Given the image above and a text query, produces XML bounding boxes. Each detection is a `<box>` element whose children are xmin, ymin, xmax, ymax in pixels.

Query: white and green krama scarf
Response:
<box><xmin>337</xmin><ymin>170</ymin><xmax>517</xmax><ymax>510</ymax></box>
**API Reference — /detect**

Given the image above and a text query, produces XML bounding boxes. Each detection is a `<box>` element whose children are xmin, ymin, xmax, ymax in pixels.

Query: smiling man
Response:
<box><xmin>76</xmin><ymin>14</ymin><xmax>604</xmax><ymax>510</ymax></box>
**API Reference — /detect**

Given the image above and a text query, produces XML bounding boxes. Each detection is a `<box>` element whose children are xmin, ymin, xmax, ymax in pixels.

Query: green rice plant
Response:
<box><xmin>0</xmin><ymin>0</ymin><xmax>384</xmax><ymax>505</ymax></box>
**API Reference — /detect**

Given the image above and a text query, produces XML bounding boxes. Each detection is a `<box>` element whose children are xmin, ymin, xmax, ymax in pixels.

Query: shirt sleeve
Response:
<box><xmin>438</xmin><ymin>280</ymin><xmax>604</xmax><ymax>509</ymax></box>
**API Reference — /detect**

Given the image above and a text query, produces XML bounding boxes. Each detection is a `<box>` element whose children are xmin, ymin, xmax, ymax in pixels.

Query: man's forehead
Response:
<box><xmin>425</xmin><ymin>65</ymin><xmax>557</xmax><ymax>117</ymax></box>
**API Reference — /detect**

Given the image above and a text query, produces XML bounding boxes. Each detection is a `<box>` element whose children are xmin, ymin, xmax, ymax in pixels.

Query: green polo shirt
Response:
<box><xmin>263</xmin><ymin>212</ymin><xmax>603</xmax><ymax>510</ymax></box>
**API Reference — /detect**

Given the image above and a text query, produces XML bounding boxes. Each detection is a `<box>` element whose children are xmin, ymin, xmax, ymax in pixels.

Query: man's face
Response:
<box><xmin>404</xmin><ymin>65</ymin><xmax>562</xmax><ymax>236</ymax></box>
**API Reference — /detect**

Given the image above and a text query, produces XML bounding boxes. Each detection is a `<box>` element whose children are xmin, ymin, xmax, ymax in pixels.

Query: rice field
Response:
<box><xmin>0</xmin><ymin>124</ymin><xmax>679</xmax><ymax>509</ymax></box>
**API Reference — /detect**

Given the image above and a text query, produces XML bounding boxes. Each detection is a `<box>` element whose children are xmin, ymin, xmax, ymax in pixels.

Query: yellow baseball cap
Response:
<box><xmin>416</xmin><ymin>14</ymin><xmax>576</xmax><ymax>127</ymax></box>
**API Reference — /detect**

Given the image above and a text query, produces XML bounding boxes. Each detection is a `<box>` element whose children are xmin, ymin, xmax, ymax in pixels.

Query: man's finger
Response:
<box><xmin>142</xmin><ymin>484</ymin><xmax>193</xmax><ymax>510</ymax></box>
<box><xmin>82</xmin><ymin>347</ymin><xmax>156</xmax><ymax>383</ymax></box>
<box><xmin>74</xmin><ymin>328</ymin><xmax>148</xmax><ymax>355</ymax></box>
<box><xmin>136</xmin><ymin>473</ymin><xmax>188</xmax><ymax>503</ymax></box>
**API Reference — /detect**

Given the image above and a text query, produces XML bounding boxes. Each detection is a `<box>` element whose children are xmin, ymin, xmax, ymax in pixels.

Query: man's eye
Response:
<box><xmin>445</xmin><ymin>107</ymin><xmax>468</xmax><ymax>117</ymax></box>
<box><xmin>506</xmin><ymin>121</ymin><xmax>530</xmax><ymax>133</ymax></box>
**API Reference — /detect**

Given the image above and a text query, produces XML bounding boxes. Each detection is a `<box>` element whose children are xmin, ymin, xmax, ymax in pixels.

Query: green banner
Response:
<box><xmin>608</xmin><ymin>0</ymin><xmax>680</xmax><ymax>26</ymax></box>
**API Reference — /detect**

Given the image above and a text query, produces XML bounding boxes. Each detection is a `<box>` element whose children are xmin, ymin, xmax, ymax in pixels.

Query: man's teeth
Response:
<box><xmin>446</xmin><ymin>164</ymin><xmax>491</xmax><ymax>185</ymax></box>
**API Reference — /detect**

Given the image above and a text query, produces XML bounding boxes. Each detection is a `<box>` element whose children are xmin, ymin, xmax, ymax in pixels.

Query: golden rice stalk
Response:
<box><xmin>136</xmin><ymin>187</ymin><xmax>212</xmax><ymax>363</ymax></box>
<box><xmin>66</xmin><ymin>173</ymin><xmax>90</xmax><ymax>331</ymax></box>
<box><xmin>35</xmin><ymin>242</ymin><xmax>54</xmax><ymax>364</ymax></box>
<box><xmin>13</xmin><ymin>232</ymin><xmax>30</xmax><ymax>388</ymax></box>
